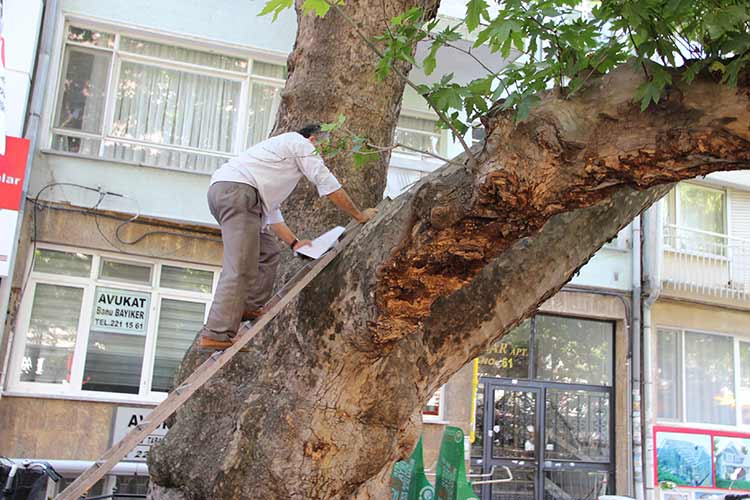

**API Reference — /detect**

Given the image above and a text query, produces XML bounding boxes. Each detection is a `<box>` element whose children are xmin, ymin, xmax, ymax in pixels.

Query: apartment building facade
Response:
<box><xmin>643</xmin><ymin>172</ymin><xmax>750</xmax><ymax>500</ymax></box>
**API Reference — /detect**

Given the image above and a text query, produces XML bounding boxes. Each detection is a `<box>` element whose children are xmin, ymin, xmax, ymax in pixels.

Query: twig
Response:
<box><xmin>368</xmin><ymin>141</ymin><xmax>468</xmax><ymax>167</ymax></box>
<box><xmin>322</xmin><ymin>0</ymin><xmax>479</xmax><ymax>169</ymax></box>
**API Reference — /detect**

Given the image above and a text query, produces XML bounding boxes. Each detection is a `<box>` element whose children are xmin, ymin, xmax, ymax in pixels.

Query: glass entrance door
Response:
<box><xmin>479</xmin><ymin>383</ymin><xmax>541</xmax><ymax>500</ymax></box>
<box><xmin>475</xmin><ymin>380</ymin><xmax>612</xmax><ymax>500</ymax></box>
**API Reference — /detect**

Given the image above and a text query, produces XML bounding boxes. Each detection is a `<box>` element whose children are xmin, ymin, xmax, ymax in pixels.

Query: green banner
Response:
<box><xmin>435</xmin><ymin>427</ymin><xmax>479</xmax><ymax>500</ymax></box>
<box><xmin>390</xmin><ymin>437</ymin><xmax>435</xmax><ymax>500</ymax></box>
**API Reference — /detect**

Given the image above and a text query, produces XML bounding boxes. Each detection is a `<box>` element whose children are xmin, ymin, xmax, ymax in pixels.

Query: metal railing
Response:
<box><xmin>662</xmin><ymin>224</ymin><xmax>750</xmax><ymax>300</ymax></box>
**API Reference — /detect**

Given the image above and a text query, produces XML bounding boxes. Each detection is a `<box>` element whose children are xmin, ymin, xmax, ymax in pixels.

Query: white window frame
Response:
<box><xmin>662</xmin><ymin>182</ymin><xmax>729</xmax><ymax>258</ymax></box>
<box><xmin>422</xmin><ymin>385</ymin><xmax>447</xmax><ymax>424</ymax></box>
<box><xmin>46</xmin><ymin>18</ymin><xmax>286</xmax><ymax>173</ymax></box>
<box><xmin>655</xmin><ymin>326</ymin><xmax>749</xmax><ymax>430</ymax></box>
<box><xmin>394</xmin><ymin>109</ymin><xmax>447</xmax><ymax>160</ymax></box>
<box><xmin>5</xmin><ymin>243</ymin><xmax>218</xmax><ymax>404</ymax></box>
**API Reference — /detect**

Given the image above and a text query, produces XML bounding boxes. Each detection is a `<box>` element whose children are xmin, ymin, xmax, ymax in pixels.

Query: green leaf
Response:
<box><xmin>259</xmin><ymin>0</ymin><xmax>293</xmax><ymax>21</ymax></box>
<box><xmin>466</xmin><ymin>0</ymin><xmax>489</xmax><ymax>32</ymax></box>
<box><xmin>423</xmin><ymin>53</ymin><xmax>437</xmax><ymax>75</ymax></box>
<box><xmin>636</xmin><ymin>81</ymin><xmax>663</xmax><ymax>111</ymax></box>
<box><xmin>301</xmin><ymin>0</ymin><xmax>334</xmax><ymax>17</ymax></box>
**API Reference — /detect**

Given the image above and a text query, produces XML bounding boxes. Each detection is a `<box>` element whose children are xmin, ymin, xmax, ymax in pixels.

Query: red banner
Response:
<box><xmin>0</xmin><ymin>136</ymin><xmax>30</xmax><ymax>211</ymax></box>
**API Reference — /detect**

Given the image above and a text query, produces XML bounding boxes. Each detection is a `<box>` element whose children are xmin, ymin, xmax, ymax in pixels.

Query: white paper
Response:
<box><xmin>295</xmin><ymin>226</ymin><xmax>346</xmax><ymax>259</ymax></box>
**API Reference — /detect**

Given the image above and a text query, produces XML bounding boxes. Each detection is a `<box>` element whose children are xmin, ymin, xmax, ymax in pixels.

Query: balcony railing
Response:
<box><xmin>662</xmin><ymin>224</ymin><xmax>750</xmax><ymax>300</ymax></box>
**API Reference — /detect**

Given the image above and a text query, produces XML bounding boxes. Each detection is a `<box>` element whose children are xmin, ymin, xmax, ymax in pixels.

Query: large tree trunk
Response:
<box><xmin>146</xmin><ymin>2</ymin><xmax>750</xmax><ymax>499</ymax></box>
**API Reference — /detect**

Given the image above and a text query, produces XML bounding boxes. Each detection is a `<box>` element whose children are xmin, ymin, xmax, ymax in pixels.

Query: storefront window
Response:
<box><xmin>534</xmin><ymin>316</ymin><xmax>613</xmax><ymax>386</ymax></box>
<box><xmin>11</xmin><ymin>246</ymin><xmax>216</xmax><ymax>401</ymax></box>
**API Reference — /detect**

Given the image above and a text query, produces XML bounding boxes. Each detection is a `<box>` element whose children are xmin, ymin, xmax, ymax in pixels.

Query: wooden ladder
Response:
<box><xmin>55</xmin><ymin>225</ymin><xmax>360</xmax><ymax>500</ymax></box>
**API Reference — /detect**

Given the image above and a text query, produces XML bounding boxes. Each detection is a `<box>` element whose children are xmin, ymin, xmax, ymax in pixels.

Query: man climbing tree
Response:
<box><xmin>145</xmin><ymin>0</ymin><xmax>750</xmax><ymax>498</ymax></box>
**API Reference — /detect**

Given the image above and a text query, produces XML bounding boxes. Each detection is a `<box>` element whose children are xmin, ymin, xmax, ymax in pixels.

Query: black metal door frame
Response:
<box><xmin>479</xmin><ymin>377</ymin><xmax>615</xmax><ymax>500</ymax></box>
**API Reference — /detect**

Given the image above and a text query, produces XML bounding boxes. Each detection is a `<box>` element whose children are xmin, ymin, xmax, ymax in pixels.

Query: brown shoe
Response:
<box><xmin>198</xmin><ymin>336</ymin><xmax>249</xmax><ymax>352</ymax></box>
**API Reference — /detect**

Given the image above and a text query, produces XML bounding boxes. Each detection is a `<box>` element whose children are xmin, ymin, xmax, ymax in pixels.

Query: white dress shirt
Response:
<box><xmin>210</xmin><ymin>132</ymin><xmax>342</xmax><ymax>224</ymax></box>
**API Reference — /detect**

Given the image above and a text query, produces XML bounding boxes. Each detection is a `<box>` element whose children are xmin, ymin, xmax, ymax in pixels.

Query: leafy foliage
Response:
<box><xmin>316</xmin><ymin>114</ymin><xmax>380</xmax><ymax>168</ymax></box>
<box><xmin>260</xmin><ymin>0</ymin><xmax>749</xmax><ymax>151</ymax></box>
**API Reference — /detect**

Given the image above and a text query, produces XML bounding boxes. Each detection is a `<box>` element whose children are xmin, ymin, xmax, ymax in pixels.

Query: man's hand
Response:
<box><xmin>327</xmin><ymin>189</ymin><xmax>378</xmax><ymax>224</ymax></box>
<box><xmin>355</xmin><ymin>208</ymin><xmax>378</xmax><ymax>224</ymax></box>
<box><xmin>292</xmin><ymin>239</ymin><xmax>313</xmax><ymax>251</ymax></box>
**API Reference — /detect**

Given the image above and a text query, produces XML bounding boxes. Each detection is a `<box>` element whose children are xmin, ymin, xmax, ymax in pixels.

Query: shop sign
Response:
<box><xmin>0</xmin><ymin>136</ymin><xmax>30</xmax><ymax>277</ymax></box>
<box><xmin>476</xmin><ymin>341</ymin><xmax>529</xmax><ymax>377</ymax></box>
<box><xmin>111</xmin><ymin>407</ymin><xmax>170</xmax><ymax>462</ymax></box>
<box><xmin>93</xmin><ymin>287</ymin><xmax>150</xmax><ymax>335</ymax></box>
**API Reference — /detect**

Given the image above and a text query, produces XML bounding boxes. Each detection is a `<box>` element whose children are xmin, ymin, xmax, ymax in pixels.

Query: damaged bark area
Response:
<box><xmin>375</xmin><ymin>64</ymin><xmax>750</xmax><ymax>343</ymax></box>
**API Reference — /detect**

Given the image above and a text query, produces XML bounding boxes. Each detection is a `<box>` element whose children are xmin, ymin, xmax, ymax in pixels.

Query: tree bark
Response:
<box><xmin>146</xmin><ymin>2</ymin><xmax>750</xmax><ymax>498</ymax></box>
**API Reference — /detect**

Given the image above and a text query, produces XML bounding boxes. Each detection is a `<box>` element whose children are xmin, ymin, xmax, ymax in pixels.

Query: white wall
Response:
<box><xmin>4</xmin><ymin>0</ymin><xmax>43</xmax><ymax>136</ymax></box>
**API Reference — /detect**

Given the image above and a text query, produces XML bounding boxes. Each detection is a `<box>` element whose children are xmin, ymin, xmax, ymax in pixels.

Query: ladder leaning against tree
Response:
<box><xmin>54</xmin><ymin>224</ymin><xmax>362</xmax><ymax>500</ymax></box>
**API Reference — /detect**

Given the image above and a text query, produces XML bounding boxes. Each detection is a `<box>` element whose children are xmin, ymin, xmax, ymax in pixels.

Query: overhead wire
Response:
<box><xmin>18</xmin><ymin>182</ymin><xmax>221</xmax><ymax>305</ymax></box>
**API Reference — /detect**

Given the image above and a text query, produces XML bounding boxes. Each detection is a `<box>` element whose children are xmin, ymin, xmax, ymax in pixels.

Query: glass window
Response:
<box><xmin>477</xmin><ymin>320</ymin><xmax>530</xmax><ymax>379</ymax></box>
<box><xmin>151</xmin><ymin>299</ymin><xmax>205</xmax><ymax>392</ymax></box>
<box><xmin>52</xmin><ymin>134</ymin><xmax>101</xmax><ymax>155</ymax></box>
<box><xmin>108</xmin><ymin>61</ymin><xmax>240</xmax><ymax>156</ymax></box>
<box><xmin>543</xmin><ymin>470</ymin><xmax>610</xmax><ymax>500</ymax></box>
<box><xmin>17</xmin><ymin>246</ymin><xmax>217</xmax><ymax>399</ymax></box>
<box><xmin>678</xmin><ymin>184</ymin><xmax>726</xmax><ymax>235</ymax></box>
<box><xmin>487</xmin><ymin>467</ymin><xmax>535</xmax><ymax>500</ymax></box>
<box><xmin>100</xmin><ymin>259</ymin><xmax>152</xmax><ymax>284</ymax></box>
<box><xmin>247</xmin><ymin>82</ymin><xmax>280</xmax><ymax>147</ymax></box>
<box><xmin>114</xmin><ymin>475</ymin><xmax>149</xmax><ymax>496</ymax></box>
<box><xmin>54</xmin><ymin>48</ymin><xmax>111</xmax><ymax>134</ymax></box>
<box><xmin>160</xmin><ymin>265</ymin><xmax>213</xmax><ymax>293</ymax></box>
<box><xmin>472</xmin><ymin>126</ymin><xmax>486</xmax><ymax>144</ymax></box>
<box><xmin>534</xmin><ymin>315</ymin><xmax>613</xmax><ymax>386</ymax></box>
<box><xmin>66</xmin><ymin>26</ymin><xmax>115</xmax><ymax>48</ymax></box>
<box><xmin>20</xmin><ymin>284</ymin><xmax>83</xmax><ymax>384</ymax></box>
<box><xmin>33</xmin><ymin>249</ymin><xmax>92</xmax><ymax>277</ymax></box>
<box><xmin>664</xmin><ymin>183</ymin><xmax>727</xmax><ymax>255</ymax></box>
<box><xmin>740</xmin><ymin>341</ymin><xmax>750</xmax><ymax>425</ymax></box>
<box><xmin>656</xmin><ymin>330</ymin><xmax>680</xmax><ymax>420</ymax></box>
<box><xmin>685</xmin><ymin>331</ymin><xmax>735</xmax><ymax>425</ymax></box>
<box><xmin>51</xmin><ymin>26</ymin><xmax>287</xmax><ymax>174</ymax></box>
<box><xmin>394</xmin><ymin>115</ymin><xmax>443</xmax><ymax>156</ymax></box>
<box><xmin>251</xmin><ymin>61</ymin><xmax>286</xmax><ymax>79</ymax></box>
<box><xmin>423</xmin><ymin>387</ymin><xmax>443</xmax><ymax>417</ymax></box>
<box><xmin>83</xmin><ymin>287</ymin><xmax>151</xmax><ymax>394</ymax></box>
<box><xmin>491</xmin><ymin>388</ymin><xmax>537</xmax><ymax>459</ymax></box>
<box><xmin>545</xmin><ymin>389</ymin><xmax>610</xmax><ymax>462</ymax></box>
<box><xmin>119</xmin><ymin>37</ymin><xmax>247</xmax><ymax>72</ymax></box>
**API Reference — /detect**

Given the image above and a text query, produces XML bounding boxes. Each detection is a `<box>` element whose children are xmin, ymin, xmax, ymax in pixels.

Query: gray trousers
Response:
<box><xmin>201</xmin><ymin>182</ymin><xmax>280</xmax><ymax>341</ymax></box>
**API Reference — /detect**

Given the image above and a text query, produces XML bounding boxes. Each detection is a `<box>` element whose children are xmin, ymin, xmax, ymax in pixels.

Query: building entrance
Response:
<box><xmin>470</xmin><ymin>314</ymin><xmax>616</xmax><ymax>500</ymax></box>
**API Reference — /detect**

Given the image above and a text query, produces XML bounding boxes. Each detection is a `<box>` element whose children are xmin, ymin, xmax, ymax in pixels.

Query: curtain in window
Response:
<box><xmin>656</xmin><ymin>330</ymin><xmax>679</xmax><ymax>419</ymax></box>
<box><xmin>105</xmin><ymin>61</ymin><xmax>239</xmax><ymax>173</ymax></box>
<box><xmin>685</xmin><ymin>331</ymin><xmax>735</xmax><ymax>424</ymax></box>
<box><xmin>394</xmin><ymin>116</ymin><xmax>441</xmax><ymax>155</ymax></box>
<box><xmin>21</xmin><ymin>284</ymin><xmax>84</xmax><ymax>384</ymax></box>
<box><xmin>246</xmin><ymin>82</ymin><xmax>280</xmax><ymax>147</ymax></box>
<box><xmin>151</xmin><ymin>299</ymin><xmax>206</xmax><ymax>392</ymax></box>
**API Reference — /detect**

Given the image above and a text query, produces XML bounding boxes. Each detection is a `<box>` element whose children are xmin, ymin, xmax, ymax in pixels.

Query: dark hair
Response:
<box><xmin>297</xmin><ymin>123</ymin><xmax>322</xmax><ymax>138</ymax></box>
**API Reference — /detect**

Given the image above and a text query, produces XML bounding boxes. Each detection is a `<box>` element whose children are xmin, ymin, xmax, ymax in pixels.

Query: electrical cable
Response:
<box><xmin>17</xmin><ymin>182</ymin><xmax>222</xmax><ymax>306</ymax></box>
